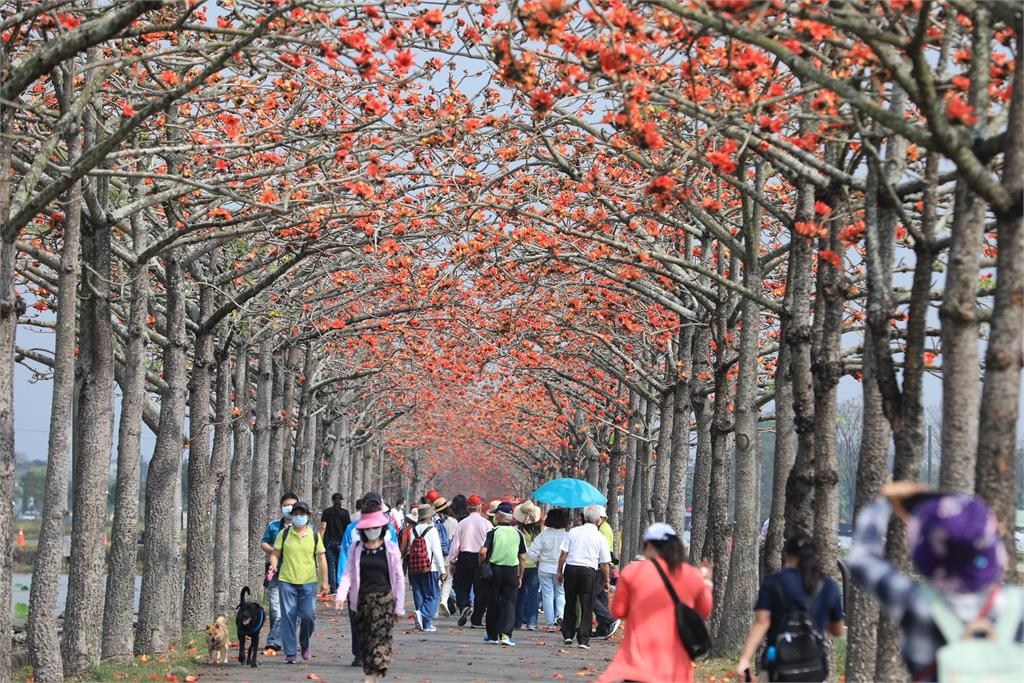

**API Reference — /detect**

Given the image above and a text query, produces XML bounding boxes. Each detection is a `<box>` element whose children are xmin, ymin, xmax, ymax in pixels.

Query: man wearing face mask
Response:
<box><xmin>261</xmin><ymin>492</ymin><xmax>299</xmax><ymax>652</ymax></box>
<box><xmin>268</xmin><ymin>501</ymin><xmax>330</xmax><ymax>663</ymax></box>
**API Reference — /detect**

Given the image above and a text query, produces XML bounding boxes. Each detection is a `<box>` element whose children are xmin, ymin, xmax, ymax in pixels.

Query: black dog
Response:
<box><xmin>235</xmin><ymin>586</ymin><xmax>265</xmax><ymax>667</ymax></box>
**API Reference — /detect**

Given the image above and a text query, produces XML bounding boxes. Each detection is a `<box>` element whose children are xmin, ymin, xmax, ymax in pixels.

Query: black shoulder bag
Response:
<box><xmin>651</xmin><ymin>557</ymin><xmax>711</xmax><ymax>660</ymax></box>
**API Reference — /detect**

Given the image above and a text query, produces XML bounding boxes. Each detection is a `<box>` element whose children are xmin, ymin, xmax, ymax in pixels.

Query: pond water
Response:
<box><xmin>10</xmin><ymin>574</ymin><xmax>141</xmax><ymax>620</ymax></box>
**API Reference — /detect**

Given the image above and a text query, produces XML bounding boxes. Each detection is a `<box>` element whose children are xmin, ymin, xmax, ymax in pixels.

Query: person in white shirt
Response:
<box><xmin>409</xmin><ymin>506</ymin><xmax>446</xmax><ymax>632</ymax></box>
<box><xmin>557</xmin><ymin>505</ymin><xmax>611</xmax><ymax>649</ymax></box>
<box><xmin>528</xmin><ymin>507</ymin><xmax>570</xmax><ymax>630</ymax></box>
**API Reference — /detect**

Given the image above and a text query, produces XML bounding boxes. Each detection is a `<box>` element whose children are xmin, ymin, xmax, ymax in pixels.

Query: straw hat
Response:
<box><xmin>513</xmin><ymin>500</ymin><xmax>541</xmax><ymax>525</ymax></box>
<box><xmin>432</xmin><ymin>496</ymin><xmax>452</xmax><ymax>513</ymax></box>
<box><xmin>486</xmin><ymin>499</ymin><xmax>501</xmax><ymax>517</ymax></box>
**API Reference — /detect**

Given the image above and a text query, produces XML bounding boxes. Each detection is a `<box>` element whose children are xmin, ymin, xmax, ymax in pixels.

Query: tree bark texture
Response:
<box><xmin>248</xmin><ymin>340</ymin><xmax>273</xmax><ymax>598</ymax></box>
<box><xmin>29</xmin><ymin>96</ymin><xmax>81</xmax><ymax>681</ymax></box>
<box><xmin>102</xmin><ymin>210</ymin><xmax>149</xmax><ymax>661</ymax></box>
<box><xmin>229</xmin><ymin>345</ymin><xmax>251</xmax><ymax>605</ymax></box>
<box><xmin>63</xmin><ymin>205</ymin><xmax>115</xmax><ymax>674</ymax></box>
<box><xmin>182</xmin><ymin>286</ymin><xmax>216</xmax><ymax>631</ymax></box>
<box><xmin>975</xmin><ymin>26</ymin><xmax>1023</xmax><ymax>578</ymax></box>
<box><xmin>211</xmin><ymin>348</ymin><xmax>234</xmax><ymax>616</ymax></box>
<box><xmin>135</xmin><ymin>251</ymin><xmax>188</xmax><ymax>655</ymax></box>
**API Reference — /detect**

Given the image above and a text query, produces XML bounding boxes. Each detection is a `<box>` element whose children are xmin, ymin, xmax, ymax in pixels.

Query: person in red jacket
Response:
<box><xmin>598</xmin><ymin>523</ymin><xmax>712</xmax><ymax>683</ymax></box>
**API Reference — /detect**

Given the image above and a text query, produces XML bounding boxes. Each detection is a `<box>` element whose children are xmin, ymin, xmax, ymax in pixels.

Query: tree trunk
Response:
<box><xmin>845</xmin><ymin>327</ymin><xmax>890</xmax><ymax>683</ymax></box>
<box><xmin>267</xmin><ymin>354</ymin><xmax>285</xmax><ymax>515</ymax></box>
<box><xmin>135</xmin><ymin>251</ymin><xmax>188</xmax><ymax>655</ymax></box>
<box><xmin>715</xmin><ymin>180</ymin><xmax>762</xmax><ymax>655</ymax></box>
<box><xmin>605</xmin><ymin>416</ymin><xmax>624</xmax><ymax>538</ymax></box>
<box><xmin>939</xmin><ymin>9</ymin><xmax>992</xmax><ymax>492</ymax></box>
<box><xmin>29</xmin><ymin>100</ymin><xmax>81</xmax><ymax>681</ymax></box>
<box><xmin>0</xmin><ymin>240</ymin><xmax>20</xmax><ymax>683</ymax></box>
<box><xmin>688</xmin><ymin>328</ymin><xmax>713</xmax><ymax>563</ymax></box>
<box><xmin>650</xmin><ymin>381</ymin><xmax>675</xmax><ymax>523</ymax></box>
<box><xmin>667</xmin><ymin>329</ymin><xmax>694</xmax><ymax>532</ymax></box>
<box><xmin>102</xmin><ymin>214</ymin><xmax>148</xmax><ymax>661</ymax></box>
<box><xmin>211</xmin><ymin>346</ymin><xmax>234</xmax><ymax>616</ymax></box>
<box><xmin>281</xmin><ymin>348</ymin><xmax>297</xmax><ymax>493</ymax></box>
<box><xmin>229</xmin><ymin>345</ymin><xmax>251</xmax><ymax>604</ymax></box>
<box><xmin>812</xmin><ymin>218</ymin><xmax>844</xmax><ymax>578</ymax></box>
<box><xmin>63</xmin><ymin>202</ymin><xmax>116</xmax><ymax>674</ymax></box>
<box><xmin>706</xmin><ymin>351</ymin><xmax>734</xmax><ymax>638</ymax></box>
<box><xmin>784</xmin><ymin>176</ymin><xmax>818</xmax><ymax>538</ymax></box>
<box><xmin>182</xmin><ymin>287</ymin><xmax>216</xmax><ymax>632</ymax></box>
<box><xmin>337</xmin><ymin>414</ymin><xmax>352</xmax><ymax>504</ymax></box>
<box><xmin>765</xmin><ymin>341</ymin><xmax>794</xmax><ymax>575</ymax></box>
<box><xmin>975</xmin><ymin>27</ymin><xmax>1023</xmax><ymax>578</ymax></box>
<box><xmin>248</xmin><ymin>341</ymin><xmax>272</xmax><ymax>598</ymax></box>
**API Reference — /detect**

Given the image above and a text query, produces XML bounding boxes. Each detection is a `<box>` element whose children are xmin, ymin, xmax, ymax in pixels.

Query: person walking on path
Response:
<box><xmin>450</xmin><ymin>493</ymin><xmax>469</xmax><ymax>521</ymax></box>
<box><xmin>558</xmin><ymin>504</ymin><xmax>611</xmax><ymax>649</ymax></box>
<box><xmin>320</xmin><ymin>492</ymin><xmax>351</xmax><ymax>594</ymax></box>
<box><xmin>449</xmin><ymin>494</ymin><xmax>493</xmax><ymax>628</ymax></box>
<box><xmin>432</xmin><ymin>495</ymin><xmax>459</xmax><ymax>617</ymax></box>
<box><xmin>267</xmin><ymin>501</ymin><xmax>330</xmax><ymax>664</ymax></box>
<box><xmin>591</xmin><ymin>506</ymin><xmax>621</xmax><ymax>640</ymax></box>
<box><xmin>844</xmin><ymin>482</ymin><xmax>1024</xmax><ymax>683</ymax></box>
<box><xmin>261</xmin><ymin>491</ymin><xmax>298</xmax><ymax>651</ymax></box>
<box><xmin>409</xmin><ymin>505</ymin><xmax>446</xmax><ymax>632</ymax></box>
<box><xmin>529</xmin><ymin>507</ymin><xmax>569</xmax><ymax>631</ymax></box>
<box><xmin>337</xmin><ymin>508</ymin><xmax>405</xmax><ymax>683</ymax></box>
<box><xmin>481</xmin><ymin>502</ymin><xmax>528</xmax><ymax>646</ymax></box>
<box><xmin>598</xmin><ymin>523</ymin><xmax>713</xmax><ymax>683</ymax></box>
<box><xmin>737</xmin><ymin>532</ymin><xmax>844</xmax><ymax>681</ymax></box>
<box><xmin>339</xmin><ymin>493</ymin><xmax>398</xmax><ymax>668</ymax></box>
<box><xmin>514</xmin><ymin>500</ymin><xmax>543</xmax><ymax>630</ymax></box>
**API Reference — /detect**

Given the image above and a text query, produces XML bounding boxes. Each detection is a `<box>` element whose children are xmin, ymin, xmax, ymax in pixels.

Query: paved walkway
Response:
<box><xmin>201</xmin><ymin>598</ymin><xmax>616</xmax><ymax>683</ymax></box>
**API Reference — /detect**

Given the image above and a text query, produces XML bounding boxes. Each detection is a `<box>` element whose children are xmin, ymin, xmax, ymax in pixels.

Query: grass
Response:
<box><xmin>14</xmin><ymin>632</ymin><xmax>208</xmax><ymax>683</ymax></box>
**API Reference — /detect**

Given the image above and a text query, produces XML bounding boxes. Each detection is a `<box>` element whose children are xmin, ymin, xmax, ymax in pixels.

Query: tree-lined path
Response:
<box><xmin>2</xmin><ymin>1</ymin><xmax>1021</xmax><ymax>682</ymax></box>
<box><xmin>200</xmin><ymin>600</ymin><xmax>614</xmax><ymax>683</ymax></box>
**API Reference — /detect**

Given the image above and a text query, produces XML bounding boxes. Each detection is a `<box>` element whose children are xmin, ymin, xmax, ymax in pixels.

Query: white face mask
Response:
<box><xmin>363</xmin><ymin>527</ymin><xmax>383</xmax><ymax>541</ymax></box>
<box><xmin>282</xmin><ymin>504</ymin><xmax>293</xmax><ymax>518</ymax></box>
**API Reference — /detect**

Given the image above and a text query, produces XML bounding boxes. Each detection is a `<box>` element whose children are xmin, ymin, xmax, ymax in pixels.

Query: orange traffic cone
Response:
<box><xmin>17</xmin><ymin>528</ymin><xmax>25</xmax><ymax>547</ymax></box>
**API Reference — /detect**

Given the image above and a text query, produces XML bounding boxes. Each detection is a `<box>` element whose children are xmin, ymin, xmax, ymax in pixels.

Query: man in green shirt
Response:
<box><xmin>591</xmin><ymin>506</ymin><xmax>621</xmax><ymax>640</ymax></box>
<box><xmin>480</xmin><ymin>502</ymin><xmax>527</xmax><ymax>646</ymax></box>
<box><xmin>268</xmin><ymin>501</ymin><xmax>329</xmax><ymax>663</ymax></box>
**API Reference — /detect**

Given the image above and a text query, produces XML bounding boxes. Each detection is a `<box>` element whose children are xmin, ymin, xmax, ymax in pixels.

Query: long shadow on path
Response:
<box><xmin>200</xmin><ymin>600</ymin><xmax>615</xmax><ymax>682</ymax></box>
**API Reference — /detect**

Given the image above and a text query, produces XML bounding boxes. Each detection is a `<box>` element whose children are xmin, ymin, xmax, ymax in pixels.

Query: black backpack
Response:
<box><xmin>768</xmin><ymin>576</ymin><xmax>827</xmax><ymax>682</ymax></box>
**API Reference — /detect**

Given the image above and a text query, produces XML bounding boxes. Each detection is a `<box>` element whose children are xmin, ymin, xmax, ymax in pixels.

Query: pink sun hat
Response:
<box><xmin>356</xmin><ymin>510</ymin><xmax>391</xmax><ymax>530</ymax></box>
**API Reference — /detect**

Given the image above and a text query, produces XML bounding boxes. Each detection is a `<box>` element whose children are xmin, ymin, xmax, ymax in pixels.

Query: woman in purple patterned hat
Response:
<box><xmin>846</xmin><ymin>481</ymin><xmax>1024</xmax><ymax>682</ymax></box>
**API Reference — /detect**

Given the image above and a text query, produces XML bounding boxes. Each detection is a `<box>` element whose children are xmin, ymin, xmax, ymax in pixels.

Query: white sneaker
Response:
<box><xmin>413</xmin><ymin>610</ymin><xmax>423</xmax><ymax>631</ymax></box>
<box><xmin>424</xmin><ymin>625</ymin><xmax>437</xmax><ymax>633</ymax></box>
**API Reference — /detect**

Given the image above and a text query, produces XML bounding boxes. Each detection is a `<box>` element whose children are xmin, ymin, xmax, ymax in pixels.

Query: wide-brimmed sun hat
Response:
<box><xmin>405</xmin><ymin>505</ymin><xmax>420</xmax><ymax>523</ymax></box>
<box><xmin>907</xmin><ymin>494</ymin><xmax>1006</xmax><ymax>593</ymax></box>
<box><xmin>432</xmin><ymin>496</ymin><xmax>452</xmax><ymax>513</ymax></box>
<box><xmin>513</xmin><ymin>500</ymin><xmax>541</xmax><ymax>525</ymax></box>
<box><xmin>356</xmin><ymin>510</ymin><xmax>391</xmax><ymax>530</ymax></box>
<box><xmin>417</xmin><ymin>505</ymin><xmax>436</xmax><ymax>522</ymax></box>
<box><xmin>486</xmin><ymin>499</ymin><xmax>501</xmax><ymax>516</ymax></box>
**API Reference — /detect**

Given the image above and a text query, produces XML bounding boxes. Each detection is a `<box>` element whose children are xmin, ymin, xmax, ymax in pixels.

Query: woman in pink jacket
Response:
<box><xmin>337</xmin><ymin>510</ymin><xmax>405</xmax><ymax>683</ymax></box>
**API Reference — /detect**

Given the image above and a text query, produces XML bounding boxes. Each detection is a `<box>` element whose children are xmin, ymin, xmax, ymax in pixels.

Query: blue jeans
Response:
<box><xmin>515</xmin><ymin>567</ymin><xmax>540</xmax><ymax>628</ymax></box>
<box><xmin>538</xmin><ymin>569</ymin><xmax>565</xmax><ymax>626</ymax></box>
<box><xmin>278</xmin><ymin>581</ymin><xmax>317</xmax><ymax>656</ymax></box>
<box><xmin>266</xmin><ymin>578</ymin><xmax>282</xmax><ymax>647</ymax></box>
<box><xmin>410</xmin><ymin>571</ymin><xmax>440</xmax><ymax>630</ymax></box>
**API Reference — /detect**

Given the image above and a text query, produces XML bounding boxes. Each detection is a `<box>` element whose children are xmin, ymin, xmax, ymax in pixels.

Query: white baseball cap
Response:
<box><xmin>643</xmin><ymin>523</ymin><xmax>677</xmax><ymax>542</ymax></box>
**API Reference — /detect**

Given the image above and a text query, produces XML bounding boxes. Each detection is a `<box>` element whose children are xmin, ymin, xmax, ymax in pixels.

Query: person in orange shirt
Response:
<box><xmin>598</xmin><ymin>523</ymin><xmax>713</xmax><ymax>683</ymax></box>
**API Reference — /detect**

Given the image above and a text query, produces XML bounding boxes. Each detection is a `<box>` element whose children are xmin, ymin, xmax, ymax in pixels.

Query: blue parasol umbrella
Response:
<box><xmin>531</xmin><ymin>478</ymin><xmax>607</xmax><ymax>508</ymax></box>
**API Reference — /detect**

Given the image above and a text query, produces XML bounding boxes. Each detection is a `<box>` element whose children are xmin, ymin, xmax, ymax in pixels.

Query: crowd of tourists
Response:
<box><xmin>254</xmin><ymin>482</ymin><xmax>1023</xmax><ymax>683</ymax></box>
